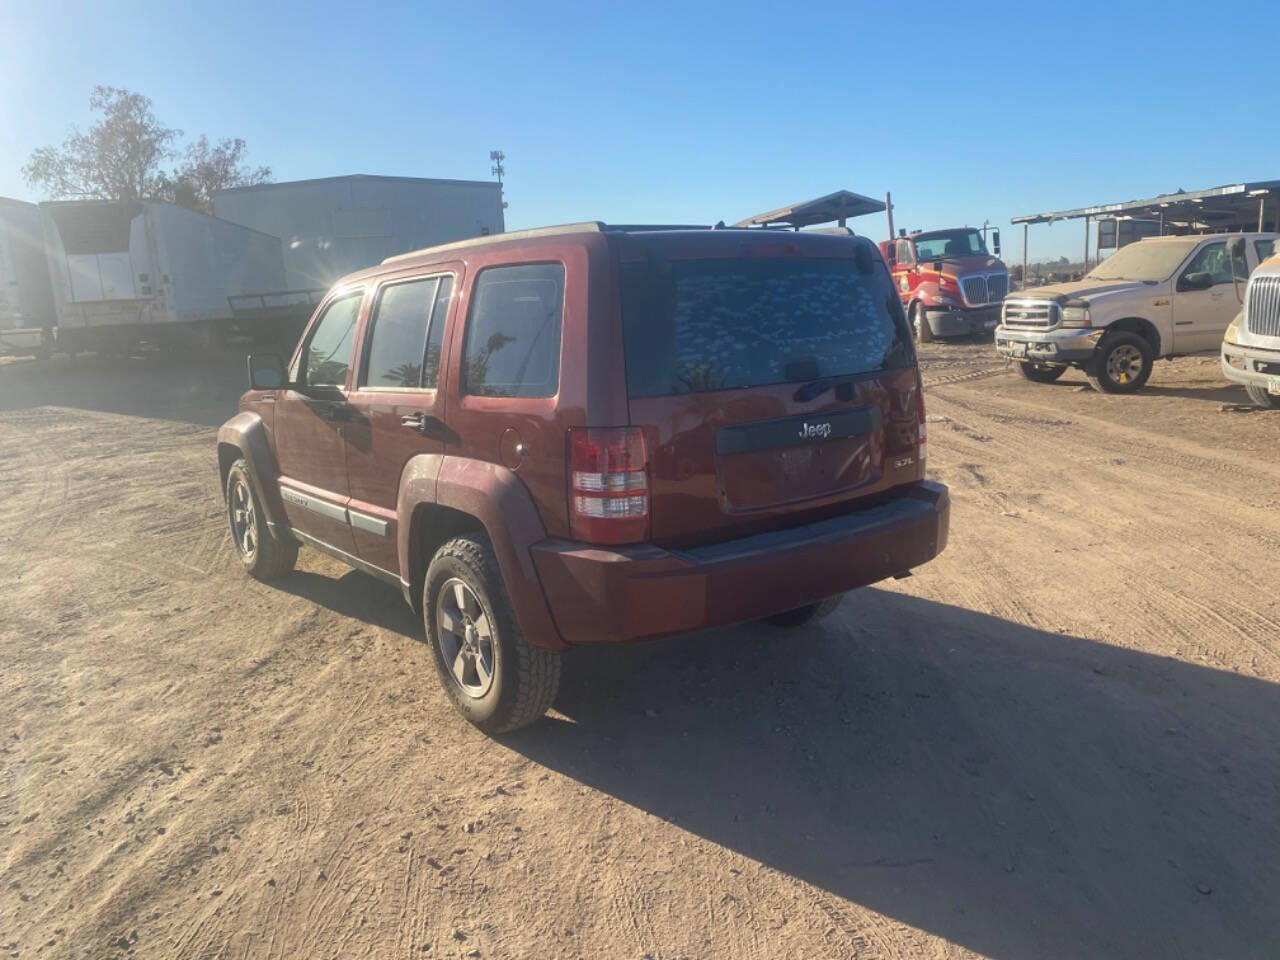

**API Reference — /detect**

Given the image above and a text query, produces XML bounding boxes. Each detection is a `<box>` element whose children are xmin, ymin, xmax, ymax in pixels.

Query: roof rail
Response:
<box><xmin>599</xmin><ymin>224</ymin><xmax>712</xmax><ymax>232</ymax></box>
<box><xmin>802</xmin><ymin>226</ymin><xmax>856</xmax><ymax>237</ymax></box>
<box><xmin>381</xmin><ymin>221</ymin><xmax>604</xmax><ymax>265</ymax></box>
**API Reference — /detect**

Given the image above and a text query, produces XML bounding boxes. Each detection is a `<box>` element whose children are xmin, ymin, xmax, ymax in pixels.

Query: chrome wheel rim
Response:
<box><xmin>229</xmin><ymin>478</ymin><xmax>257</xmax><ymax>558</ymax></box>
<box><xmin>436</xmin><ymin>579</ymin><xmax>496</xmax><ymax>699</ymax></box>
<box><xmin>1106</xmin><ymin>344</ymin><xmax>1144</xmax><ymax>384</ymax></box>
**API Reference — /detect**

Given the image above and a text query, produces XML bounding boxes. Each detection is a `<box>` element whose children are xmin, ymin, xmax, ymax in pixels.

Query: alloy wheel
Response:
<box><xmin>229</xmin><ymin>478</ymin><xmax>257</xmax><ymax>558</ymax></box>
<box><xmin>436</xmin><ymin>579</ymin><xmax>497</xmax><ymax>699</ymax></box>
<box><xmin>1106</xmin><ymin>343</ymin><xmax>1144</xmax><ymax>385</ymax></box>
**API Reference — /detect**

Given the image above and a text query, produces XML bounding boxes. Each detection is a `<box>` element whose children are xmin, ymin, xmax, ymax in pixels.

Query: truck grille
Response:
<box><xmin>959</xmin><ymin>274</ymin><xmax>1009</xmax><ymax>306</ymax></box>
<box><xmin>1246</xmin><ymin>275</ymin><xmax>1280</xmax><ymax>339</ymax></box>
<box><xmin>1002</xmin><ymin>300</ymin><xmax>1058</xmax><ymax>329</ymax></box>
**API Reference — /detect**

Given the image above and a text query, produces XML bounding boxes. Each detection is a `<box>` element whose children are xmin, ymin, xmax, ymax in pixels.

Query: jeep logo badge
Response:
<box><xmin>798</xmin><ymin>421</ymin><xmax>832</xmax><ymax>440</ymax></box>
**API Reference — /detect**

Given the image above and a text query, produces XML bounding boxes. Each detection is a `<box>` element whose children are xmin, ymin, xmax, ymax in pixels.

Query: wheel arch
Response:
<box><xmin>396</xmin><ymin>454</ymin><xmax>567</xmax><ymax>651</ymax></box>
<box><xmin>1102</xmin><ymin>316</ymin><xmax>1162</xmax><ymax>356</ymax></box>
<box><xmin>216</xmin><ymin>413</ymin><xmax>285</xmax><ymax>529</ymax></box>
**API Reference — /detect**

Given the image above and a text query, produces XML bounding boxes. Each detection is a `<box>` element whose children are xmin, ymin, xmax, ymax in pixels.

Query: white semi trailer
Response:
<box><xmin>41</xmin><ymin>199</ymin><xmax>287</xmax><ymax>354</ymax></box>
<box><xmin>0</xmin><ymin>197</ymin><xmax>56</xmax><ymax>357</ymax></box>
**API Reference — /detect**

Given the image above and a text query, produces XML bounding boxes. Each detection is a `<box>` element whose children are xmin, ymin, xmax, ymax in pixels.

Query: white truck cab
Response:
<box><xmin>1222</xmin><ymin>244</ymin><xmax>1280</xmax><ymax>408</ymax></box>
<box><xmin>997</xmin><ymin>233</ymin><xmax>1277</xmax><ymax>393</ymax></box>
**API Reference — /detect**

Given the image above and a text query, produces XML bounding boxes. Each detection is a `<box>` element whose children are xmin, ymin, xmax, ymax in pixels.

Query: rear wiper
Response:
<box><xmin>794</xmin><ymin>377</ymin><xmax>854</xmax><ymax>403</ymax></box>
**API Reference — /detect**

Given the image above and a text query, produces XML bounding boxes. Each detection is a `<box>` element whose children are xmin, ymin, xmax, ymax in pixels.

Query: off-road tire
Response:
<box><xmin>764</xmin><ymin>595</ymin><xmax>843</xmax><ymax>628</ymax></box>
<box><xmin>225</xmin><ymin>459</ymin><xmax>297</xmax><ymax>579</ymax></box>
<box><xmin>424</xmin><ymin>534</ymin><xmax>561</xmax><ymax>733</ymax></box>
<box><xmin>1086</xmin><ymin>331</ymin><xmax>1153</xmax><ymax>394</ymax></box>
<box><xmin>912</xmin><ymin>302</ymin><xmax>935</xmax><ymax>343</ymax></box>
<box><xmin>1016</xmin><ymin>361</ymin><xmax>1067</xmax><ymax>383</ymax></box>
<box><xmin>1245</xmin><ymin>384</ymin><xmax>1280</xmax><ymax>409</ymax></box>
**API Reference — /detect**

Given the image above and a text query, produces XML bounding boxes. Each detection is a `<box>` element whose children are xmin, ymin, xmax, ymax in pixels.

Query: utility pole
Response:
<box><xmin>885</xmin><ymin>192</ymin><xmax>895</xmax><ymax>242</ymax></box>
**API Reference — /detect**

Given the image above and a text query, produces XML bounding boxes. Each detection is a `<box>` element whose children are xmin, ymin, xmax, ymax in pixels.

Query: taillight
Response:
<box><xmin>915</xmin><ymin>371</ymin><xmax>928</xmax><ymax>468</ymax></box>
<box><xmin>568</xmin><ymin>426</ymin><xmax>649</xmax><ymax>544</ymax></box>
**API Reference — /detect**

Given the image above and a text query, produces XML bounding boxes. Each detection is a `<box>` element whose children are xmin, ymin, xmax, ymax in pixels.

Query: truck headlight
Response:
<box><xmin>1224</xmin><ymin>314</ymin><xmax>1242</xmax><ymax>344</ymax></box>
<box><xmin>1061</xmin><ymin>303</ymin><xmax>1091</xmax><ymax>327</ymax></box>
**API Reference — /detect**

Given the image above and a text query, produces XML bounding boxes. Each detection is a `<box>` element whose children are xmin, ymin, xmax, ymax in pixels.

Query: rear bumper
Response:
<box><xmin>1221</xmin><ymin>339</ymin><xmax>1280</xmax><ymax>388</ymax></box>
<box><xmin>531</xmin><ymin>481</ymin><xmax>950</xmax><ymax>645</ymax></box>
<box><xmin>925</xmin><ymin>305</ymin><xmax>1000</xmax><ymax>337</ymax></box>
<box><xmin>995</xmin><ymin>325</ymin><xmax>1099</xmax><ymax>363</ymax></box>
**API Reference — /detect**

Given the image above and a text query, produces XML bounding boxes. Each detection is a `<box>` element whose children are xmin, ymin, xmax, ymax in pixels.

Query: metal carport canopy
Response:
<box><xmin>733</xmin><ymin>189</ymin><xmax>886</xmax><ymax>228</ymax></box>
<box><xmin>1011</xmin><ymin>180</ymin><xmax>1280</xmax><ymax>227</ymax></box>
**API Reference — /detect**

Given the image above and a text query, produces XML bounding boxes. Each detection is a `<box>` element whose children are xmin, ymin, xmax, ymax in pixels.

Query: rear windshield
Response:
<box><xmin>621</xmin><ymin>257</ymin><xmax>909</xmax><ymax>397</ymax></box>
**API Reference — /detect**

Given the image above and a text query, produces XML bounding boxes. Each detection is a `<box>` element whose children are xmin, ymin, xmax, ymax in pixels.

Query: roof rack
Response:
<box><xmin>381</xmin><ymin>221</ymin><xmax>725</xmax><ymax>265</ymax></box>
<box><xmin>382</xmin><ymin>221</ymin><xmax>605</xmax><ymax>264</ymax></box>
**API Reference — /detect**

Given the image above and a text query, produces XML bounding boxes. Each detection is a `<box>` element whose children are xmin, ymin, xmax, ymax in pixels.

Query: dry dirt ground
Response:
<box><xmin>2</xmin><ymin>342</ymin><xmax>1279</xmax><ymax>960</ymax></box>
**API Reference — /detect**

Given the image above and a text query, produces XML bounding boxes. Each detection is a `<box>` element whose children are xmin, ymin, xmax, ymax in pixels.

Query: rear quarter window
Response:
<box><xmin>621</xmin><ymin>256</ymin><xmax>909</xmax><ymax>397</ymax></box>
<box><xmin>461</xmin><ymin>263</ymin><xmax>564</xmax><ymax>398</ymax></box>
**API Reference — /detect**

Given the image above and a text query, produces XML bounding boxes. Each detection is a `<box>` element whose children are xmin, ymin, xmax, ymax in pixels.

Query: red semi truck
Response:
<box><xmin>879</xmin><ymin>227</ymin><xmax>1009</xmax><ymax>342</ymax></box>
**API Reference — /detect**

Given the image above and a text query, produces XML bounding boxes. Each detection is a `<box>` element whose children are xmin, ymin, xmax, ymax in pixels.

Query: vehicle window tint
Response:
<box><xmin>303</xmin><ymin>293</ymin><xmax>361</xmax><ymax>387</ymax></box>
<box><xmin>462</xmin><ymin>264</ymin><xmax>564</xmax><ymax>398</ymax></box>
<box><xmin>1183</xmin><ymin>242</ymin><xmax>1232</xmax><ymax>285</ymax></box>
<box><xmin>1256</xmin><ymin>239</ymin><xmax>1276</xmax><ymax>263</ymax></box>
<box><xmin>363</xmin><ymin>278</ymin><xmax>439</xmax><ymax>389</ymax></box>
<box><xmin>423</xmin><ymin>276</ymin><xmax>453</xmax><ymax>389</ymax></box>
<box><xmin>621</xmin><ymin>257</ymin><xmax>910</xmax><ymax>397</ymax></box>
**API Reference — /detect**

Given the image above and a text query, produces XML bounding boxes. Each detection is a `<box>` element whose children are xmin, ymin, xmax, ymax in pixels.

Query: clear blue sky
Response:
<box><xmin>2</xmin><ymin>0</ymin><xmax>1276</xmax><ymax>263</ymax></box>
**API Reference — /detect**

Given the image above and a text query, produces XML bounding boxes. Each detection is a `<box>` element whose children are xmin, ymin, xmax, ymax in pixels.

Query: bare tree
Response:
<box><xmin>22</xmin><ymin>86</ymin><xmax>272</xmax><ymax>212</ymax></box>
<box><xmin>168</xmin><ymin>136</ymin><xmax>272</xmax><ymax>213</ymax></box>
<box><xmin>23</xmin><ymin>86</ymin><xmax>181</xmax><ymax>202</ymax></box>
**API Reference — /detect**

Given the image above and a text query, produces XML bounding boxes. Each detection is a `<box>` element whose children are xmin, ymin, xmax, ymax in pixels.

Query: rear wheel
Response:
<box><xmin>1245</xmin><ymin>384</ymin><xmax>1280</xmax><ymax>409</ymax></box>
<box><xmin>912</xmin><ymin>302</ymin><xmax>934</xmax><ymax>343</ymax></box>
<box><xmin>1016</xmin><ymin>361</ymin><xmax>1067</xmax><ymax>383</ymax></box>
<box><xmin>226</xmin><ymin>459</ymin><xmax>297</xmax><ymax>579</ymax></box>
<box><xmin>1086</xmin><ymin>332</ymin><xmax>1153</xmax><ymax>394</ymax></box>
<box><xmin>425</xmin><ymin>534</ymin><xmax>560</xmax><ymax>733</ymax></box>
<box><xmin>764</xmin><ymin>596</ymin><xmax>843</xmax><ymax>628</ymax></box>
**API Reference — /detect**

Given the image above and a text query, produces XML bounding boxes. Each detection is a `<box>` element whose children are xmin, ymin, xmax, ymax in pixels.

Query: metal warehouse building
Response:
<box><xmin>213</xmin><ymin>174</ymin><xmax>505</xmax><ymax>290</ymax></box>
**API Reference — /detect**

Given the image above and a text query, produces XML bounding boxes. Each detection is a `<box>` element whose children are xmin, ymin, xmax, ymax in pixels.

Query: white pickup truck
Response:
<box><xmin>996</xmin><ymin>233</ymin><xmax>1277</xmax><ymax>393</ymax></box>
<box><xmin>1222</xmin><ymin>242</ymin><xmax>1280</xmax><ymax>409</ymax></box>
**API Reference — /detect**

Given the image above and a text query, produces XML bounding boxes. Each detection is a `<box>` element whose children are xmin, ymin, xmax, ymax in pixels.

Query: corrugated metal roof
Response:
<box><xmin>1012</xmin><ymin>180</ymin><xmax>1280</xmax><ymax>225</ymax></box>
<box><xmin>733</xmin><ymin>189</ymin><xmax>886</xmax><ymax>228</ymax></box>
<box><xmin>214</xmin><ymin>173</ymin><xmax>502</xmax><ymax>195</ymax></box>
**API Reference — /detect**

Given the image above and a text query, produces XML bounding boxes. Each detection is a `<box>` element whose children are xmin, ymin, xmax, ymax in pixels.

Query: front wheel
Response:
<box><xmin>425</xmin><ymin>534</ymin><xmax>561</xmax><ymax>733</ymax></box>
<box><xmin>912</xmin><ymin>302</ymin><xmax>934</xmax><ymax>343</ymax></box>
<box><xmin>1245</xmin><ymin>384</ymin><xmax>1280</xmax><ymax>409</ymax></box>
<box><xmin>1086</xmin><ymin>332</ymin><xmax>1153</xmax><ymax>394</ymax></box>
<box><xmin>1016</xmin><ymin>361</ymin><xmax>1067</xmax><ymax>383</ymax></box>
<box><xmin>226</xmin><ymin>459</ymin><xmax>297</xmax><ymax>579</ymax></box>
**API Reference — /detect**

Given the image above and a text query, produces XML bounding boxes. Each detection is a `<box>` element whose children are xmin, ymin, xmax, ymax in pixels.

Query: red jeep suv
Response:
<box><xmin>217</xmin><ymin>223</ymin><xmax>950</xmax><ymax>732</ymax></box>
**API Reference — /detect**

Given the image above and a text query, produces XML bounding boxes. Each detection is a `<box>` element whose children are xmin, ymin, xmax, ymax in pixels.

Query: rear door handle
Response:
<box><xmin>400</xmin><ymin>413</ymin><xmax>454</xmax><ymax>441</ymax></box>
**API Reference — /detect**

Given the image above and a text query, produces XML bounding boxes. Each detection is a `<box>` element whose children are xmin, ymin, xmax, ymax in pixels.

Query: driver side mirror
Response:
<box><xmin>1180</xmin><ymin>271</ymin><xmax>1214</xmax><ymax>292</ymax></box>
<box><xmin>991</xmin><ymin>229</ymin><xmax>1001</xmax><ymax>256</ymax></box>
<box><xmin>247</xmin><ymin>353</ymin><xmax>288</xmax><ymax>390</ymax></box>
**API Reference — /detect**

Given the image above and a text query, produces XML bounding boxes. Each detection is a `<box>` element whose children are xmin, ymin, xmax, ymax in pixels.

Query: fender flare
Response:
<box><xmin>396</xmin><ymin>454</ymin><xmax>566</xmax><ymax>651</ymax></box>
<box><xmin>217</xmin><ymin>412</ymin><xmax>286</xmax><ymax>531</ymax></box>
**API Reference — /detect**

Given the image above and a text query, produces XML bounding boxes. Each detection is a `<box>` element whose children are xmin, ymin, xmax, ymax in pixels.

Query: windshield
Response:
<box><xmin>1086</xmin><ymin>240</ymin><xmax>1197</xmax><ymax>282</ymax></box>
<box><xmin>620</xmin><ymin>257</ymin><xmax>910</xmax><ymax>396</ymax></box>
<box><xmin>913</xmin><ymin>230</ymin><xmax>986</xmax><ymax>261</ymax></box>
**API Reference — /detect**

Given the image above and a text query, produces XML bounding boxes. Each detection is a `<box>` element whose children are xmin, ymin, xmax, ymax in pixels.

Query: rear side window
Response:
<box><xmin>1256</xmin><ymin>239</ymin><xmax>1276</xmax><ymax>262</ymax></box>
<box><xmin>462</xmin><ymin>264</ymin><xmax>564</xmax><ymax>398</ymax></box>
<box><xmin>302</xmin><ymin>292</ymin><xmax>362</xmax><ymax>387</ymax></box>
<box><xmin>621</xmin><ymin>257</ymin><xmax>909</xmax><ymax>397</ymax></box>
<box><xmin>362</xmin><ymin>274</ymin><xmax>453</xmax><ymax>390</ymax></box>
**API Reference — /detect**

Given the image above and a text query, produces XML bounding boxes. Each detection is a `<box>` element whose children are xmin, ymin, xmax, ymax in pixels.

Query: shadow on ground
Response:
<box><xmin>0</xmin><ymin>345</ymin><xmax>267</xmax><ymax>427</ymax></box>
<box><xmin>496</xmin><ymin>589</ymin><xmax>1280</xmax><ymax>959</ymax></box>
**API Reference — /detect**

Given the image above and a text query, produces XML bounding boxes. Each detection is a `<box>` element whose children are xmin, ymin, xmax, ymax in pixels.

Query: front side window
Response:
<box><xmin>621</xmin><ymin>257</ymin><xmax>909</xmax><ymax>397</ymax></box>
<box><xmin>302</xmin><ymin>292</ymin><xmax>362</xmax><ymax>387</ymax></box>
<box><xmin>462</xmin><ymin>264</ymin><xmax>564</xmax><ymax>398</ymax></box>
<box><xmin>895</xmin><ymin>239</ymin><xmax>914</xmax><ymax>266</ymax></box>
<box><xmin>1182</xmin><ymin>242</ymin><xmax>1232</xmax><ymax>286</ymax></box>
